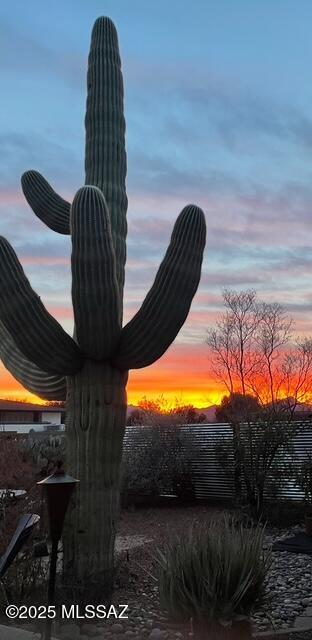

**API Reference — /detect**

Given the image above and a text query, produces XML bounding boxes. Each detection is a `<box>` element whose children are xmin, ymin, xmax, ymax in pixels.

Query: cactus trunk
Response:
<box><xmin>1</xmin><ymin>15</ymin><xmax>206</xmax><ymax>595</ymax></box>
<box><xmin>63</xmin><ymin>360</ymin><xmax>128</xmax><ymax>597</ymax></box>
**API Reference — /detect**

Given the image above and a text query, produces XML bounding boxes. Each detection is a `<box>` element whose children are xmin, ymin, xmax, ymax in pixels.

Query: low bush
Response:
<box><xmin>156</xmin><ymin>514</ymin><xmax>270</xmax><ymax>625</ymax></box>
<box><xmin>121</xmin><ymin>426</ymin><xmax>198</xmax><ymax>506</ymax></box>
<box><xmin>295</xmin><ymin>453</ymin><xmax>312</xmax><ymax>510</ymax></box>
<box><xmin>215</xmin><ymin>421</ymin><xmax>296</xmax><ymax>518</ymax></box>
<box><xmin>3</xmin><ymin>546</ymin><xmax>48</xmax><ymax>605</ymax></box>
<box><xmin>19</xmin><ymin>433</ymin><xmax>66</xmax><ymax>477</ymax></box>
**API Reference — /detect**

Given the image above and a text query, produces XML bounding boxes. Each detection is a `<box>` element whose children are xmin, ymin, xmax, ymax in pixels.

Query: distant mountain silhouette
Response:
<box><xmin>126</xmin><ymin>404</ymin><xmax>217</xmax><ymax>422</ymax></box>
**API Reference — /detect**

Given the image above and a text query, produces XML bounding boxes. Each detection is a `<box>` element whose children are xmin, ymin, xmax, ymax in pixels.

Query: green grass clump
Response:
<box><xmin>156</xmin><ymin>514</ymin><xmax>270</xmax><ymax>624</ymax></box>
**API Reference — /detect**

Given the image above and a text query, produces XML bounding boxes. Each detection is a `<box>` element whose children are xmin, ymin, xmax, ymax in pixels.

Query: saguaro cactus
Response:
<box><xmin>0</xmin><ymin>17</ymin><xmax>206</xmax><ymax>594</ymax></box>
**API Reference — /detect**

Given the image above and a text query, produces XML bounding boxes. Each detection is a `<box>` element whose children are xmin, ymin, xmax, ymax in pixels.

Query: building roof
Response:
<box><xmin>0</xmin><ymin>400</ymin><xmax>63</xmax><ymax>413</ymax></box>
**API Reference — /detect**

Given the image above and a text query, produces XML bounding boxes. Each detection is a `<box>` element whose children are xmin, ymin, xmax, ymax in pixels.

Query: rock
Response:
<box><xmin>80</xmin><ymin>623</ymin><xmax>99</xmax><ymax>636</ymax></box>
<box><xmin>111</xmin><ymin>623</ymin><xmax>125</xmax><ymax>634</ymax></box>
<box><xmin>294</xmin><ymin>616</ymin><xmax>312</xmax><ymax>629</ymax></box>
<box><xmin>59</xmin><ymin>622</ymin><xmax>80</xmax><ymax>640</ymax></box>
<box><xmin>251</xmin><ymin>534</ymin><xmax>312</xmax><ymax>632</ymax></box>
<box><xmin>148</xmin><ymin>629</ymin><xmax>168</xmax><ymax>640</ymax></box>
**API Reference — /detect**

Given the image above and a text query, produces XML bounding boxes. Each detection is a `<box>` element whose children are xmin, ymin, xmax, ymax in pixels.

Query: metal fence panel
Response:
<box><xmin>123</xmin><ymin>420</ymin><xmax>312</xmax><ymax>502</ymax></box>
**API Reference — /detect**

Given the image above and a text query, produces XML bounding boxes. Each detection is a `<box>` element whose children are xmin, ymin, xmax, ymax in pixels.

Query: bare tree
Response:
<box><xmin>207</xmin><ymin>289</ymin><xmax>312</xmax><ymax>411</ymax></box>
<box><xmin>207</xmin><ymin>289</ymin><xmax>312</xmax><ymax>514</ymax></box>
<box><xmin>208</xmin><ymin>290</ymin><xmax>261</xmax><ymax>396</ymax></box>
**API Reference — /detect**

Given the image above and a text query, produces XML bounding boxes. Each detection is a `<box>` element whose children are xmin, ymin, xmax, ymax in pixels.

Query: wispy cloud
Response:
<box><xmin>0</xmin><ymin>19</ymin><xmax>85</xmax><ymax>89</ymax></box>
<box><xmin>0</xmin><ymin>132</ymin><xmax>82</xmax><ymax>190</ymax></box>
<box><xmin>1</xmin><ymin>3</ymin><xmax>312</xmax><ymax>404</ymax></box>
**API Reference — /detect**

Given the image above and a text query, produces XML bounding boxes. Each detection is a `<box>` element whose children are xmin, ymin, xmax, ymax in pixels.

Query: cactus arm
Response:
<box><xmin>85</xmin><ymin>17</ymin><xmax>127</xmax><ymax>297</ymax></box>
<box><xmin>71</xmin><ymin>186</ymin><xmax>121</xmax><ymax>359</ymax></box>
<box><xmin>0</xmin><ymin>237</ymin><xmax>84</xmax><ymax>375</ymax></box>
<box><xmin>112</xmin><ymin>205</ymin><xmax>206</xmax><ymax>370</ymax></box>
<box><xmin>21</xmin><ymin>170</ymin><xmax>70</xmax><ymax>234</ymax></box>
<box><xmin>0</xmin><ymin>321</ymin><xmax>67</xmax><ymax>400</ymax></box>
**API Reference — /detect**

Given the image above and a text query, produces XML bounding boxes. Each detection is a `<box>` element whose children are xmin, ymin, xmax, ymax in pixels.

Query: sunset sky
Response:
<box><xmin>1</xmin><ymin>1</ymin><xmax>312</xmax><ymax>407</ymax></box>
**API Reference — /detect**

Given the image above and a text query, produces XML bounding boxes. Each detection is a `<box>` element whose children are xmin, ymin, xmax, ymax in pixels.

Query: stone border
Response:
<box><xmin>0</xmin><ymin>625</ymin><xmax>52</xmax><ymax>640</ymax></box>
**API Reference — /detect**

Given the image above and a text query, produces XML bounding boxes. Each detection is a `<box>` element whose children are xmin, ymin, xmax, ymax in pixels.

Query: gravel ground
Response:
<box><xmin>252</xmin><ymin>526</ymin><xmax>312</xmax><ymax>633</ymax></box>
<box><xmin>3</xmin><ymin>506</ymin><xmax>312</xmax><ymax>640</ymax></box>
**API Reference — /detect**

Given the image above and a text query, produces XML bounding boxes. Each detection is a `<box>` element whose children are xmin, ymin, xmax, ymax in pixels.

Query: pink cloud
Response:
<box><xmin>0</xmin><ymin>189</ymin><xmax>23</xmax><ymax>205</ymax></box>
<box><xmin>45</xmin><ymin>305</ymin><xmax>74</xmax><ymax>320</ymax></box>
<box><xmin>22</xmin><ymin>256</ymin><xmax>69</xmax><ymax>266</ymax></box>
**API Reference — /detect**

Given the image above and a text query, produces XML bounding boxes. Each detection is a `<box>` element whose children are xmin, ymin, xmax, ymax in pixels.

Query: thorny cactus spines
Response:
<box><xmin>0</xmin><ymin>321</ymin><xmax>67</xmax><ymax>400</ymax></box>
<box><xmin>0</xmin><ymin>16</ymin><xmax>206</xmax><ymax>591</ymax></box>
<box><xmin>0</xmin><ymin>236</ymin><xmax>83</xmax><ymax>376</ymax></box>
<box><xmin>22</xmin><ymin>18</ymin><xmax>128</xmax><ymax>297</ymax></box>
<box><xmin>1</xmin><ymin>16</ymin><xmax>206</xmax><ymax>399</ymax></box>
<box><xmin>85</xmin><ymin>18</ymin><xmax>128</xmax><ymax>296</ymax></box>
<box><xmin>112</xmin><ymin>204</ymin><xmax>206</xmax><ymax>370</ymax></box>
<box><xmin>71</xmin><ymin>186</ymin><xmax>121</xmax><ymax>358</ymax></box>
<box><xmin>21</xmin><ymin>170</ymin><xmax>71</xmax><ymax>235</ymax></box>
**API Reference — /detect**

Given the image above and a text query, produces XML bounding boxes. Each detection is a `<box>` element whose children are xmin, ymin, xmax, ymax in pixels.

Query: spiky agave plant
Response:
<box><xmin>156</xmin><ymin>516</ymin><xmax>270</xmax><ymax>628</ymax></box>
<box><xmin>0</xmin><ymin>17</ymin><xmax>206</xmax><ymax>594</ymax></box>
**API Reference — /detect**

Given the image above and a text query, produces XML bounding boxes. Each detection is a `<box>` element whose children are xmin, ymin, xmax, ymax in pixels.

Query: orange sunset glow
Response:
<box><xmin>2</xmin><ymin>3</ymin><xmax>312</xmax><ymax>417</ymax></box>
<box><xmin>0</xmin><ymin>342</ymin><xmax>222</xmax><ymax>409</ymax></box>
<box><xmin>1</xmin><ymin>335</ymin><xmax>311</xmax><ymax>410</ymax></box>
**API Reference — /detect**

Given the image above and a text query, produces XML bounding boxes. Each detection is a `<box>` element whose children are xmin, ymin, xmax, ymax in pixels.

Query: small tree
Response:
<box><xmin>136</xmin><ymin>395</ymin><xmax>175</xmax><ymax>428</ymax></box>
<box><xmin>216</xmin><ymin>393</ymin><xmax>261</xmax><ymax>424</ymax></box>
<box><xmin>137</xmin><ymin>395</ymin><xmax>207</xmax><ymax>426</ymax></box>
<box><xmin>172</xmin><ymin>405</ymin><xmax>207</xmax><ymax>424</ymax></box>
<box><xmin>207</xmin><ymin>289</ymin><xmax>312</xmax><ymax>515</ymax></box>
<box><xmin>215</xmin><ymin>392</ymin><xmax>262</xmax><ymax>502</ymax></box>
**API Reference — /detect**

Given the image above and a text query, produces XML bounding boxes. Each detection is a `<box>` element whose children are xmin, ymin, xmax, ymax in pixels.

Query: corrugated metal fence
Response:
<box><xmin>123</xmin><ymin>420</ymin><xmax>312</xmax><ymax>502</ymax></box>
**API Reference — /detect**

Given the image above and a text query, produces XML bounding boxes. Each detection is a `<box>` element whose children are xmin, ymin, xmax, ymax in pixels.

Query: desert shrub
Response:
<box><xmin>215</xmin><ymin>420</ymin><xmax>296</xmax><ymax>517</ymax></box>
<box><xmin>3</xmin><ymin>546</ymin><xmax>48</xmax><ymax>605</ymax></box>
<box><xmin>0</xmin><ymin>433</ymin><xmax>34</xmax><ymax>490</ymax></box>
<box><xmin>0</xmin><ymin>435</ymin><xmax>40</xmax><ymax>554</ymax></box>
<box><xmin>0</xmin><ymin>435</ymin><xmax>65</xmax><ymax>559</ymax></box>
<box><xmin>295</xmin><ymin>453</ymin><xmax>312</xmax><ymax>507</ymax></box>
<box><xmin>121</xmin><ymin>426</ymin><xmax>198</xmax><ymax>505</ymax></box>
<box><xmin>19</xmin><ymin>433</ymin><xmax>66</xmax><ymax>477</ymax></box>
<box><xmin>136</xmin><ymin>395</ymin><xmax>207</xmax><ymax>426</ymax></box>
<box><xmin>156</xmin><ymin>514</ymin><xmax>270</xmax><ymax>624</ymax></box>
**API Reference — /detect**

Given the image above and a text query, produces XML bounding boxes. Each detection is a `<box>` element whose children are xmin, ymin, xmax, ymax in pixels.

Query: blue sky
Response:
<box><xmin>1</xmin><ymin>0</ymin><xmax>312</xmax><ymax>403</ymax></box>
